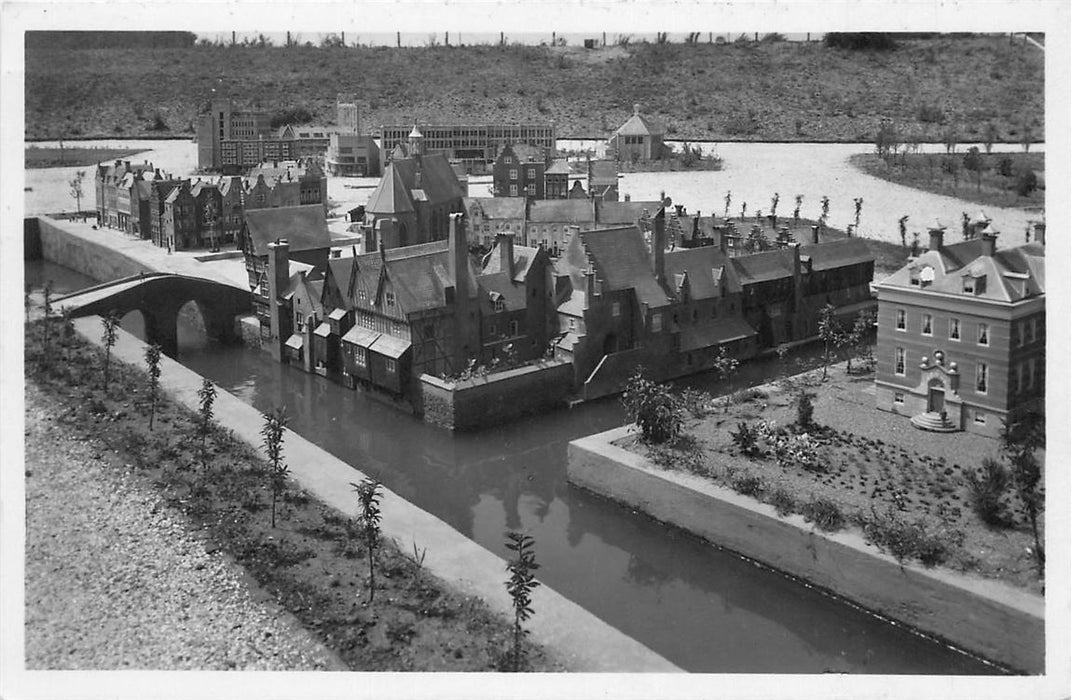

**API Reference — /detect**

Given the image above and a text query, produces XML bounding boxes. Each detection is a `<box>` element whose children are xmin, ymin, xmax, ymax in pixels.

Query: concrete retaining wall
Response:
<box><xmin>568</xmin><ymin>426</ymin><xmax>1044</xmax><ymax>674</ymax></box>
<box><xmin>420</xmin><ymin>360</ymin><xmax>573</xmax><ymax>430</ymax></box>
<box><xmin>74</xmin><ymin>317</ymin><xmax>677</xmax><ymax>672</ymax></box>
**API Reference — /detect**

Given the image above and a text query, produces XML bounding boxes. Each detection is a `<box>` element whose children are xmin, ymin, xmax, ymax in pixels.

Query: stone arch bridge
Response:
<box><xmin>55</xmin><ymin>273</ymin><xmax>251</xmax><ymax>357</ymax></box>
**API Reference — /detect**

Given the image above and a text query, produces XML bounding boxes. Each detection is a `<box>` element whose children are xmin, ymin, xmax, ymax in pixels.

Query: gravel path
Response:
<box><xmin>24</xmin><ymin>382</ymin><xmax>346</xmax><ymax>670</ymax></box>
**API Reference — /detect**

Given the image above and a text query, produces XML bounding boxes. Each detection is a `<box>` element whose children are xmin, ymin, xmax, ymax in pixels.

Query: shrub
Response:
<box><xmin>678</xmin><ymin>387</ymin><xmax>713</xmax><ymax>418</ymax></box>
<box><xmin>964</xmin><ymin>457</ymin><xmax>1009</xmax><ymax>526</ymax></box>
<box><xmin>862</xmin><ymin>508</ymin><xmax>963</xmax><ymax>567</ymax></box>
<box><xmin>730</xmin><ymin>470</ymin><xmax>764</xmax><ymax>497</ymax></box>
<box><xmin>504</xmin><ymin>532</ymin><xmax>540</xmax><ymax>672</ymax></box>
<box><xmin>767</xmin><ymin>486</ymin><xmax>797</xmax><ymax>516</ymax></box>
<box><xmin>621</xmin><ymin>370</ymin><xmax>683</xmax><ymax>444</ymax></box>
<box><xmin>269</xmin><ymin>105</ymin><xmax>314</xmax><ymax>129</ymax></box>
<box><xmin>800</xmin><ymin>496</ymin><xmax>845</xmax><ymax>532</ymax></box>
<box><xmin>915</xmin><ymin>103</ymin><xmax>946</xmax><ymax>124</ymax></box>
<box><xmin>731</xmin><ymin>421</ymin><xmax>761</xmax><ymax>458</ymax></box>
<box><xmin>795</xmin><ymin>389</ymin><xmax>815</xmax><ymax>429</ymax></box>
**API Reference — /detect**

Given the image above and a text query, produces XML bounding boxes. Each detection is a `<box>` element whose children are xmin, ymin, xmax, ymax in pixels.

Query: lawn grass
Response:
<box><xmin>618</xmin><ymin>360</ymin><xmax>1044</xmax><ymax>593</ymax></box>
<box><xmin>850</xmin><ymin>152</ymin><xmax>1045</xmax><ymax>212</ymax></box>
<box><xmin>26</xmin><ymin>36</ymin><xmax>1042</xmax><ymax>142</ymax></box>
<box><xmin>25</xmin><ymin>146</ymin><xmax>142</xmax><ymax>169</ymax></box>
<box><xmin>24</xmin><ymin>316</ymin><xmax>564</xmax><ymax>671</ymax></box>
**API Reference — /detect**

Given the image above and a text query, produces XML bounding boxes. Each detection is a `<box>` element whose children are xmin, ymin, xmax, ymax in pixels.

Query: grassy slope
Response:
<box><xmin>849</xmin><ymin>152</ymin><xmax>1045</xmax><ymax>212</ymax></box>
<box><xmin>26</xmin><ymin>37</ymin><xmax>1043</xmax><ymax>143</ymax></box>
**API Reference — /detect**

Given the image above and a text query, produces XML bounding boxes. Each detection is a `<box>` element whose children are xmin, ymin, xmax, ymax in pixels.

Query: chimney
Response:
<box><xmin>674</xmin><ymin>204</ymin><xmax>684</xmax><ymax>217</ymax></box>
<box><xmin>652</xmin><ymin>208</ymin><xmax>666</xmax><ymax>284</ymax></box>
<box><xmin>497</xmin><ymin>232</ymin><xmax>515</xmax><ymax>277</ymax></box>
<box><xmin>1034</xmin><ymin>222</ymin><xmax>1045</xmax><ymax>245</ymax></box>
<box><xmin>449</xmin><ymin>212</ymin><xmax>467</xmax><ymax>299</ymax></box>
<box><xmin>811</xmin><ymin>225</ymin><xmax>819</xmax><ymax>245</ymax></box>
<box><xmin>624</xmin><ymin>193</ymin><xmax>631</xmax><ymax>202</ymax></box>
<box><xmin>584</xmin><ymin>268</ymin><xmax>595</xmax><ymax>308</ymax></box>
<box><xmin>718</xmin><ymin>227</ymin><xmax>728</xmax><ymax>254</ymax></box>
<box><xmin>980</xmin><ymin>230</ymin><xmax>998</xmax><ymax>258</ymax></box>
<box><xmin>928</xmin><ymin>227</ymin><xmax>945</xmax><ymax>252</ymax></box>
<box><xmin>268</xmin><ymin>239</ymin><xmax>290</xmax><ymax>303</ymax></box>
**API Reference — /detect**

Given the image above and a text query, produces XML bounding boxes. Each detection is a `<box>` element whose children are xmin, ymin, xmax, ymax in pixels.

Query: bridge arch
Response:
<box><xmin>56</xmin><ymin>273</ymin><xmax>251</xmax><ymax>358</ymax></box>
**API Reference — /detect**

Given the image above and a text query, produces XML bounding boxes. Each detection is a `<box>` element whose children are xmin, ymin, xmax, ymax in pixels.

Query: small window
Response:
<box><xmin>949</xmin><ymin>317</ymin><xmax>960</xmax><ymax>341</ymax></box>
<box><xmin>921</xmin><ymin>314</ymin><xmax>933</xmax><ymax>336</ymax></box>
<box><xmin>568</xmin><ymin>317</ymin><xmax>576</xmax><ymax>331</ymax></box>
<box><xmin>651</xmin><ymin>313</ymin><xmax>663</xmax><ymax>333</ymax></box>
<box><xmin>974</xmin><ymin>411</ymin><xmax>986</xmax><ymax>425</ymax></box>
<box><xmin>489</xmin><ymin>323</ymin><xmax>497</xmax><ymax>336</ymax></box>
<box><xmin>1029</xmin><ymin>318</ymin><xmax>1038</xmax><ymax>343</ymax></box>
<box><xmin>386</xmin><ymin>358</ymin><xmax>397</xmax><ymax>373</ymax></box>
<box><xmin>895</xmin><ymin>308</ymin><xmax>906</xmax><ymax>331</ymax></box>
<box><xmin>1017</xmin><ymin>322</ymin><xmax>1026</xmax><ymax>347</ymax></box>
<box><xmin>510</xmin><ymin>185</ymin><xmax>518</xmax><ymax>197</ymax></box>
<box><xmin>509</xmin><ymin>169</ymin><xmax>518</xmax><ymax>180</ymax></box>
<box><xmin>612</xmin><ymin>302</ymin><xmax>621</xmax><ymax>318</ymax></box>
<box><xmin>494</xmin><ymin>298</ymin><xmax>505</xmax><ymax>312</ymax></box>
<box><xmin>385</xmin><ymin>291</ymin><xmax>395</xmax><ymax>307</ymax></box>
<box><xmin>527</xmin><ymin>168</ymin><xmax>536</xmax><ymax>179</ymax></box>
<box><xmin>355</xmin><ymin>346</ymin><xmax>367</xmax><ymax>367</ymax></box>
<box><xmin>893</xmin><ymin>392</ymin><xmax>905</xmax><ymax>404</ymax></box>
<box><xmin>976</xmin><ymin>362</ymin><xmax>988</xmax><ymax>394</ymax></box>
<box><xmin>509</xmin><ymin>320</ymin><xmax>519</xmax><ymax>336</ymax></box>
<box><xmin>894</xmin><ymin>347</ymin><xmax>905</xmax><ymax>376</ymax></box>
<box><xmin>978</xmin><ymin>323</ymin><xmax>989</xmax><ymax>346</ymax></box>
<box><xmin>1027</xmin><ymin>358</ymin><xmax>1036</xmax><ymax>389</ymax></box>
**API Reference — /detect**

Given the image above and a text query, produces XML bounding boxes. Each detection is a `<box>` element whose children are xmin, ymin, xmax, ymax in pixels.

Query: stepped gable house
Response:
<box><xmin>492</xmin><ymin>143</ymin><xmax>549</xmax><ymax>199</ymax></box>
<box><xmin>608</xmin><ymin>104</ymin><xmax>667</xmax><ymax>163</ymax></box>
<box><xmin>244</xmin><ymin>159</ymin><xmax>328</xmax><ymax>211</ymax></box>
<box><xmin>359</xmin><ymin>133</ymin><xmax>466</xmax><ymax>251</ymax></box>
<box><xmin>874</xmin><ymin>225</ymin><xmax>1045</xmax><ymax>437</ymax></box>
<box><xmin>94</xmin><ymin>159</ymin><xmax>160</xmax><ymax>234</ymax></box>
<box><xmin>464</xmin><ymin>196</ymin><xmax>527</xmax><ymax>249</ymax></box>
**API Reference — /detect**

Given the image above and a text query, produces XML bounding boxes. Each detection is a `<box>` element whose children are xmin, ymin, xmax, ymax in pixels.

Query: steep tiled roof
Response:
<box><xmin>465</xmin><ymin>196</ymin><xmax>526</xmax><ymax>221</ymax></box>
<box><xmin>545</xmin><ymin>159</ymin><xmax>573</xmax><ymax>175</ymax></box>
<box><xmin>587</xmin><ymin>160</ymin><xmax>618</xmax><ymax>186</ymax></box>
<box><xmin>879</xmin><ymin>239</ymin><xmax>1044</xmax><ymax>302</ymax></box>
<box><xmin>352</xmin><ymin>240</ymin><xmax>479</xmax><ymax>315</ymax></box>
<box><xmin>597</xmin><ymin>200</ymin><xmax>662</xmax><ymax>226</ymax></box>
<box><xmin>528</xmin><ymin>199</ymin><xmax>594</xmax><ymax>224</ymax></box>
<box><xmin>390</xmin><ymin>154</ymin><xmax>466</xmax><ymax>207</ymax></box>
<box><xmin>580</xmin><ymin>227</ymin><xmax>671</xmax><ymax>309</ymax></box>
<box><xmin>501</xmin><ymin>143</ymin><xmax>545</xmax><ymax>163</ymax></box>
<box><xmin>326</xmin><ymin>257</ymin><xmax>357</xmax><ymax>309</ymax></box>
<box><xmin>664</xmin><ymin>246</ymin><xmax>742</xmax><ymax>299</ymax></box>
<box><xmin>477</xmin><ymin>272</ymin><xmax>527</xmax><ymax>312</ymax></box>
<box><xmin>730</xmin><ymin>248</ymin><xmax>794</xmax><ymax>284</ymax></box>
<box><xmin>613</xmin><ymin>108</ymin><xmax>664</xmax><ymax>137</ymax></box>
<box><xmin>799</xmin><ymin>237</ymin><xmax>872</xmax><ymax>272</ymax></box>
<box><xmin>244</xmin><ymin>204</ymin><xmax>331</xmax><ymax>257</ymax></box>
<box><xmin>482</xmin><ymin>241</ymin><xmax>543</xmax><ymax>283</ymax></box>
<box><xmin>365</xmin><ymin>165</ymin><xmax>415</xmax><ymax>214</ymax></box>
<box><xmin>679</xmin><ymin>317</ymin><xmax>757</xmax><ymax>352</ymax></box>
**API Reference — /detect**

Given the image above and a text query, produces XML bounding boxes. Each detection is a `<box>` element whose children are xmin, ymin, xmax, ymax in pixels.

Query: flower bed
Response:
<box><xmin>615</xmin><ymin>363</ymin><xmax>1044</xmax><ymax>593</ymax></box>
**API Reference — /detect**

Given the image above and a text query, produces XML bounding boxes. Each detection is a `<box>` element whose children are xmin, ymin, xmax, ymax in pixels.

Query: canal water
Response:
<box><xmin>27</xmin><ymin>259</ymin><xmax>999</xmax><ymax>674</ymax></box>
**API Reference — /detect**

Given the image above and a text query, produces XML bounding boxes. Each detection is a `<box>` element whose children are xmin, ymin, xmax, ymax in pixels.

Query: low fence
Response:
<box><xmin>420</xmin><ymin>360</ymin><xmax>574</xmax><ymax>430</ymax></box>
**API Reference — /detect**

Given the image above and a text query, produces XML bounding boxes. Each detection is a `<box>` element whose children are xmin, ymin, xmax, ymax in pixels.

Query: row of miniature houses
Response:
<box><xmin>94</xmin><ymin>158</ymin><xmax>327</xmax><ymax>251</ymax></box>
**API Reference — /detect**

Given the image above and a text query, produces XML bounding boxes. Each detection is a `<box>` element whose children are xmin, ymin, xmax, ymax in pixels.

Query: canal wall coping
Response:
<box><xmin>568</xmin><ymin>425</ymin><xmax>1044</xmax><ymax>674</ymax></box>
<box><xmin>73</xmin><ymin>317</ymin><xmax>679</xmax><ymax>673</ymax></box>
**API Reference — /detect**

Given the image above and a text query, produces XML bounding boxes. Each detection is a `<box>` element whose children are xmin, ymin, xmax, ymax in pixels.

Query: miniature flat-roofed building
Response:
<box><xmin>873</xmin><ymin>225</ymin><xmax>1045</xmax><ymax>437</ymax></box>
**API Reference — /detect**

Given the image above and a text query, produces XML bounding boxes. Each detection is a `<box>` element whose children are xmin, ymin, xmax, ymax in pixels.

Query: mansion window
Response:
<box><xmin>1014</xmin><ymin>363</ymin><xmax>1023</xmax><ymax>394</ymax></box>
<box><xmin>921</xmin><ymin>313</ymin><xmax>933</xmax><ymax>336</ymax></box>
<box><xmin>527</xmin><ymin>168</ymin><xmax>536</xmax><ymax>179</ymax></box>
<box><xmin>976</xmin><ymin>362</ymin><xmax>988</xmax><ymax>395</ymax></box>
<box><xmin>510</xmin><ymin>185</ymin><xmax>518</xmax><ymax>197</ymax></box>
<box><xmin>949</xmin><ymin>317</ymin><xmax>960</xmax><ymax>340</ymax></box>
<box><xmin>894</xmin><ymin>347</ymin><xmax>905</xmax><ymax>376</ymax></box>
<box><xmin>977</xmin><ymin>323</ymin><xmax>989</xmax><ymax>346</ymax></box>
<box><xmin>895</xmin><ymin>308</ymin><xmax>906</xmax><ymax>331</ymax></box>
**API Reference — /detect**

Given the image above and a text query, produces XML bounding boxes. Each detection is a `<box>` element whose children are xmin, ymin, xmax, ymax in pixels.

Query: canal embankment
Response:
<box><xmin>67</xmin><ymin>315</ymin><xmax>679</xmax><ymax>672</ymax></box>
<box><xmin>567</xmin><ymin>424</ymin><xmax>1044</xmax><ymax>673</ymax></box>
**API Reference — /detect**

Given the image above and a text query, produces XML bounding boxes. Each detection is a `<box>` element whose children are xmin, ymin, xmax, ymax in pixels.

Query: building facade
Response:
<box><xmin>607</xmin><ymin>104</ymin><xmax>667</xmax><ymax>163</ymax></box>
<box><xmin>381</xmin><ymin>122</ymin><xmax>555</xmax><ymax>173</ymax></box>
<box><xmin>492</xmin><ymin>143</ymin><xmax>547</xmax><ymax>199</ymax></box>
<box><xmin>874</xmin><ymin>227</ymin><xmax>1045</xmax><ymax>437</ymax></box>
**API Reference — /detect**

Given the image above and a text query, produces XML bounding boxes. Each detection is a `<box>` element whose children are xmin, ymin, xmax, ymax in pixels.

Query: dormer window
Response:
<box><xmin>494</xmin><ymin>298</ymin><xmax>505</xmax><ymax>312</ymax></box>
<box><xmin>385</xmin><ymin>290</ymin><xmax>395</xmax><ymax>307</ymax></box>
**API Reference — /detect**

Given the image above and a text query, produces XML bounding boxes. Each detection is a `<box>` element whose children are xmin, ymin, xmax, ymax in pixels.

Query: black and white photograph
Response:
<box><xmin>2</xmin><ymin>2</ymin><xmax>1069</xmax><ymax>699</ymax></box>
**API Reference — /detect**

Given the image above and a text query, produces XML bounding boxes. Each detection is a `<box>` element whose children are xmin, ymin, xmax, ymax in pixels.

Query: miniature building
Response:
<box><xmin>874</xmin><ymin>227</ymin><xmax>1045</xmax><ymax>437</ymax></box>
<box><xmin>608</xmin><ymin>104</ymin><xmax>666</xmax><ymax>163</ymax></box>
<box><xmin>492</xmin><ymin>143</ymin><xmax>547</xmax><ymax>199</ymax></box>
<box><xmin>325</xmin><ymin>94</ymin><xmax>381</xmax><ymax>176</ymax></box>
<box><xmin>464</xmin><ymin>197</ymin><xmax>527</xmax><ymax>249</ymax></box>
<box><xmin>544</xmin><ymin>159</ymin><xmax>573</xmax><ymax>199</ymax></box>
<box><xmin>380</xmin><ymin>122</ymin><xmax>555</xmax><ymax>173</ymax></box>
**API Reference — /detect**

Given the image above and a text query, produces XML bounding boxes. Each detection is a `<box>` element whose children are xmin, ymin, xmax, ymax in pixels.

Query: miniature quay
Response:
<box><xmin>20</xmin><ymin>30</ymin><xmax>1050</xmax><ymax>685</ymax></box>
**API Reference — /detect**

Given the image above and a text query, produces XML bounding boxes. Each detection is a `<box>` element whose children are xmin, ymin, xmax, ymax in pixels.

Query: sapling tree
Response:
<box><xmin>898</xmin><ymin>215</ymin><xmax>909</xmax><ymax>249</ymax></box>
<box><xmin>775</xmin><ymin>343</ymin><xmax>791</xmax><ymax>382</ymax></box>
<box><xmin>352</xmin><ymin>477</ymin><xmax>383</xmax><ymax>603</ymax></box>
<box><xmin>724</xmin><ymin>190</ymin><xmax>732</xmax><ymax>218</ymax></box>
<box><xmin>145</xmin><ymin>343</ymin><xmax>162</xmax><ymax>430</ymax></box>
<box><xmin>819</xmin><ymin>195</ymin><xmax>830</xmax><ymax>223</ymax></box>
<box><xmin>60</xmin><ymin>307</ymin><xmax>75</xmax><ymax>364</ymax></box>
<box><xmin>1001</xmin><ymin>411</ymin><xmax>1045</xmax><ymax>572</ymax></box>
<box><xmin>260</xmin><ymin>406</ymin><xmax>289</xmax><ymax>528</ymax></box>
<box><xmin>196</xmin><ymin>378</ymin><xmax>217</xmax><ymax>468</ymax></box>
<box><xmin>101</xmin><ymin>311</ymin><xmax>120</xmax><ymax>392</ymax></box>
<box><xmin>41</xmin><ymin>280</ymin><xmax>54</xmax><ymax>365</ymax></box>
<box><xmin>69</xmin><ymin>170</ymin><xmax>86</xmax><ymax>214</ymax></box>
<box><xmin>621</xmin><ymin>369</ymin><xmax>683</xmax><ymax>444</ymax></box>
<box><xmin>793</xmin><ymin>194</ymin><xmax>803</xmax><ymax>226</ymax></box>
<box><xmin>852</xmin><ymin>197</ymin><xmax>863</xmax><ymax>233</ymax></box>
<box><xmin>713</xmin><ymin>345</ymin><xmax>739</xmax><ymax>412</ymax></box>
<box><xmin>504</xmin><ymin>531</ymin><xmax>540</xmax><ymax>672</ymax></box>
<box><xmin>816</xmin><ymin>303</ymin><xmax>841</xmax><ymax>380</ymax></box>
